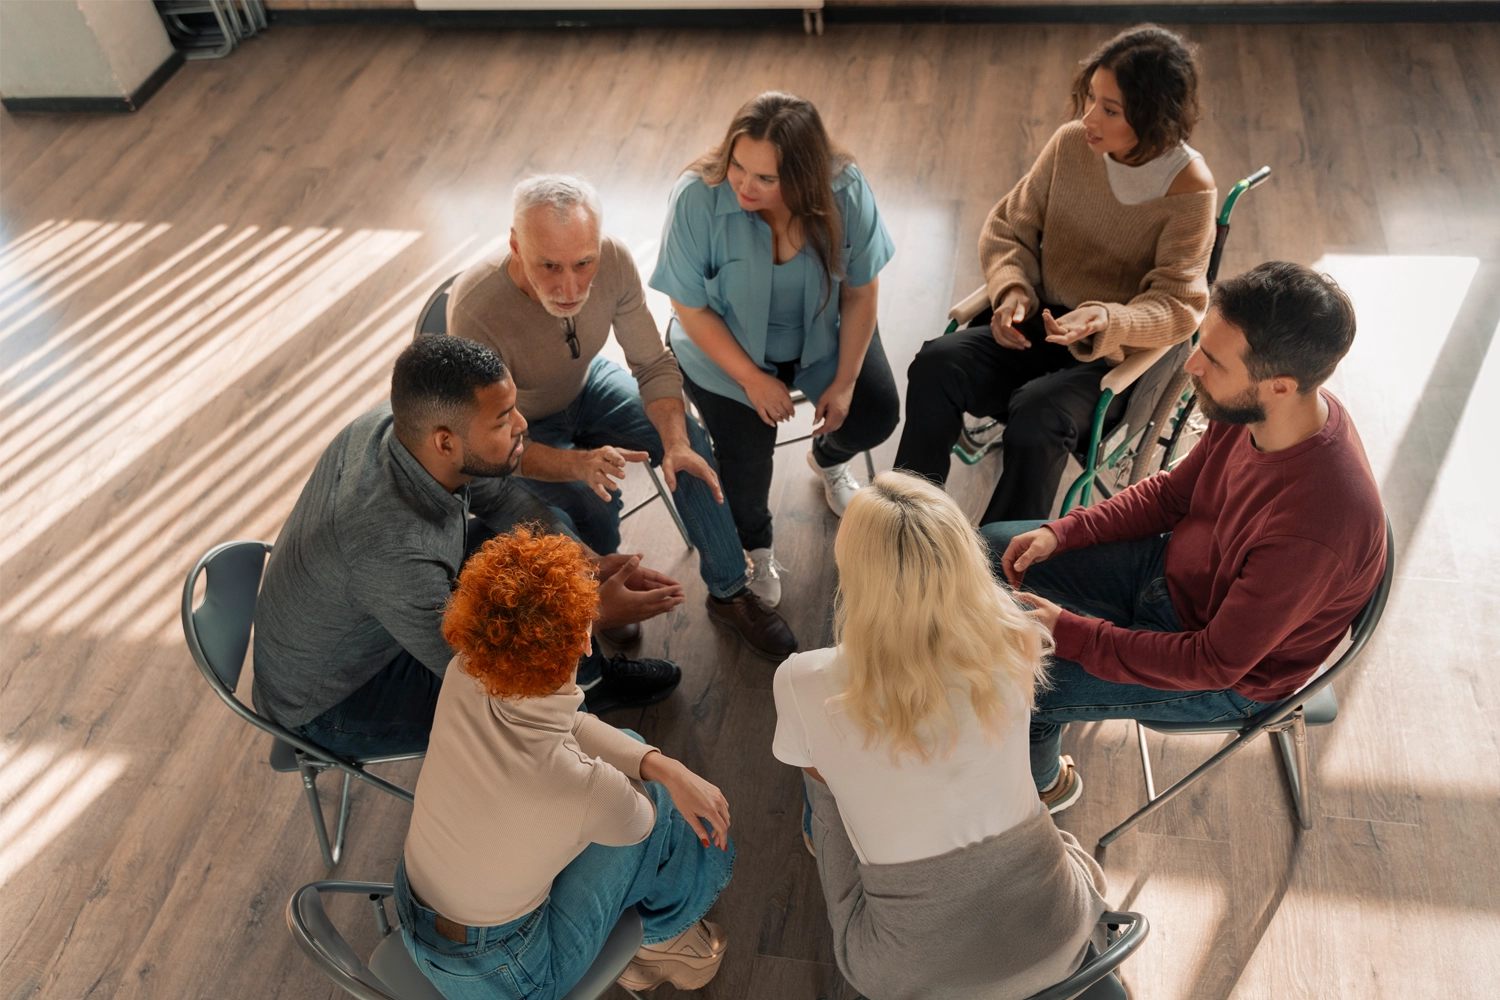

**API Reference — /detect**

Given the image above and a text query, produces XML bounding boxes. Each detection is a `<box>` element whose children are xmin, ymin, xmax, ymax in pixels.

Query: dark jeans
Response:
<box><xmin>980</xmin><ymin>520</ymin><xmax>1271</xmax><ymax>790</ymax></box>
<box><xmin>517</xmin><ymin>358</ymin><xmax>748</xmax><ymax>600</ymax></box>
<box><xmin>682</xmin><ymin>333</ymin><xmax>899</xmax><ymax>551</ymax></box>
<box><xmin>293</xmin><ymin>514</ymin><xmax>606</xmax><ymax>758</ymax></box>
<box><xmin>894</xmin><ymin>312</ymin><xmax>1126</xmax><ymax>523</ymax></box>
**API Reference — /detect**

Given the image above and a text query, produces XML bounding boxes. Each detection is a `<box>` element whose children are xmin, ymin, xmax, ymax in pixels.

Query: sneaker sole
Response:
<box><xmin>616</xmin><ymin>950</ymin><xmax>726</xmax><ymax>991</ymax></box>
<box><xmin>1045</xmin><ymin>771</ymin><xmax>1084</xmax><ymax>814</ymax></box>
<box><xmin>705</xmin><ymin>601</ymin><xmax>796</xmax><ymax>661</ymax></box>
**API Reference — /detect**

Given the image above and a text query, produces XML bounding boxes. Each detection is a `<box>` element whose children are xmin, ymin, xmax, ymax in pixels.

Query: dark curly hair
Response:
<box><xmin>1070</xmin><ymin>25</ymin><xmax>1201</xmax><ymax>165</ymax></box>
<box><xmin>391</xmin><ymin>334</ymin><xmax>508</xmax><ymax>442</ymax></box>
<box><xmin>441</xmin><ymin>526</ymin><xmax>599</xmax><ymax>699</ymax></box>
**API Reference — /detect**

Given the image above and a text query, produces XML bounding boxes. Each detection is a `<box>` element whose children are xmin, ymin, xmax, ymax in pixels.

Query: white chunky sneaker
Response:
<box><xmin>746</xmin><ymin>547</ymin><xmax>784</xmax><ymax>608</ymax></box>
<box><xmin>807</xmin><ymin>449</ymin><xmax>861</xmax><ymax>517</ymax></box>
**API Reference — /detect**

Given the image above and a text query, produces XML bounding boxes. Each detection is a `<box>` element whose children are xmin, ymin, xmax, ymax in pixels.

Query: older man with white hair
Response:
<box><xmin>447</xmin><ymin>174</ymin><xmax>796</xmax><ymax>659</ymax></box>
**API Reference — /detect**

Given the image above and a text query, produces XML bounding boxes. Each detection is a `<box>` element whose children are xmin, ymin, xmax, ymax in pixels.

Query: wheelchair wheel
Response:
<box><xmin>1129</xmin><ymin>369</ymin><xmax>1206</xmax><ymax>483</ymax></box>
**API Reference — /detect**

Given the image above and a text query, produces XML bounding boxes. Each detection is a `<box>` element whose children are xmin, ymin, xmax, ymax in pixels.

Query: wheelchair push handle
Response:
<box><xmin>1217</xmin><ymin>165</ymin><xmax>1272</xmax><ymax>227</ymax></box>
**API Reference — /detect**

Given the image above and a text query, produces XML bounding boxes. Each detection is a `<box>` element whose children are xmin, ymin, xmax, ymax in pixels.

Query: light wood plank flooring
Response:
<box><xmin>2</xmin><ymin>20</ymin><xmax>1497</xmax><ymax>1000</ymax></box>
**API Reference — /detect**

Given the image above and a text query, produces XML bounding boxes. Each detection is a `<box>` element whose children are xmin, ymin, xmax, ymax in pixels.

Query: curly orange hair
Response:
<box><xmin>441</xmin><ymin>526</ymin><xmax>600</xmax><ymax>699</ymax></box>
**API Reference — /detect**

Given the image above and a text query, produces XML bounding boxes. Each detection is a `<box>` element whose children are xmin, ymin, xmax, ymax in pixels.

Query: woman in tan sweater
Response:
<box><xmin>894</xmin><ymin>25</ymin><xmax>1216</xmax><ymax>523</ymax></box>
<box><xmin>395</xmin><ymin>528</ymin><xmax>735</xmax><ymax>998</ymax></box>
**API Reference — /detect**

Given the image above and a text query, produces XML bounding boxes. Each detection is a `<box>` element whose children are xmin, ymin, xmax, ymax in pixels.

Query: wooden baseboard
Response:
<box><xmin>2</xmin><ymin>50</ymin><xmax>184</xmax><ymax>115</ymax></box>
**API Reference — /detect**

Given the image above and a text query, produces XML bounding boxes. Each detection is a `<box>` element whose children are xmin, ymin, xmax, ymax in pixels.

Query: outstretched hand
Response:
<box><xmin>640</xmin><ymin>750</ymin><xmax>732</xmax><ymax>851</ymax></box>
<box><xmin>1000</xmin><ymin>526</ymin><xmax>1059</xmax><ymax>588</ymax></box>
<box><xmin>660</xmin><ymin>442</ymin><xmax>724</xmax><ymax>503</ymax></box>
<box><xmin>596</xmin><ymin>554</ymin><xmax>685</xmax><ymax>628</ymax></box>
<box><xmin>1041</xmin><ymin>305</ymin><xmax>1108</xmax><ymax>346</ymax></box>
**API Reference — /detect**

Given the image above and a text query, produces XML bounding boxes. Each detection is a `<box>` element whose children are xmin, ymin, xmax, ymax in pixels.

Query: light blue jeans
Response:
<box><xmin>394</xmin><ymin>779</ymin><xmax>735</xmax><ymax>1000</ymax></box>
<box><xmin>981</xmin><ymin>521</ymin><xmax>1272</xmax><ymax>790</ymax></box>
<box><xmin>518</xmin><ymin>358</ymin><xmax>749</xmax><ymax>600</ymax></box>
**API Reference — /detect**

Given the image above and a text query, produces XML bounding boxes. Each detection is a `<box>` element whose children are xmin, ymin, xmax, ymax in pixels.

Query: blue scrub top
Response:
<box><xmin>649</xmin><ymin>163</ymin><xmax>895</xmax><ymax>408</ymax></box>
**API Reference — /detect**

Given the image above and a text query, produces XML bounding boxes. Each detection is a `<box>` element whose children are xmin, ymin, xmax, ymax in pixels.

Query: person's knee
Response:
<box><xmin>1004</xmin><ymin>387</ymin><xmax>1080</xmax><ymax>450</ymax></box>
<box><xmin>906</xmin><ymin>336</ymin><xmax>963</xmax><ymax>390</ymax></box>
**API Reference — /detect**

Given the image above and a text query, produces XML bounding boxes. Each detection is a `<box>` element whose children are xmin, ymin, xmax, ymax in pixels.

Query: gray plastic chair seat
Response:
<box><xmin>270</xmin><ymin>739</ymin><xmax>300</xmax><ymax>772</ymax></box>
<box><xmin>1141</xmin><ymin>684</ymin><xmax>1338</xmax><ymax>736</ymax></box>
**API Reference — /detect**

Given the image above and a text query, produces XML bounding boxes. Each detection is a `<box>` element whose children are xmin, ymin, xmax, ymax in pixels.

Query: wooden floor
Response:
<box><xmin>2</xmin><ymin>20</ymin><xmax>1498</xmax><ymax>1000</ymax></box>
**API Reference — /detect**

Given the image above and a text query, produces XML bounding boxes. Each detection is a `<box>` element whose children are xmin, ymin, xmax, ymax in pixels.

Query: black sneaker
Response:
<box><xmin>582</xmin><ymin>653</ymin><xmax>682</xmax><ymax>715</ymax></box>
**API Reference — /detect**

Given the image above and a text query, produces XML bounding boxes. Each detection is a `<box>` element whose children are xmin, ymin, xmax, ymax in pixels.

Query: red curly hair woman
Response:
<box><xmin>393</xmin><ymin>527</ymin><xmax>736</xmax><ymax>998</ymax></box>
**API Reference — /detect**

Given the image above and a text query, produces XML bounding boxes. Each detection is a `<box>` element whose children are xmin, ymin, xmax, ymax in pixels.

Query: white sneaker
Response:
<box><xmin>807</xmin><ymin>450</ymin><xmax>861</xmax><ymax>517</ymax></box>
<box><xmin>746</xmin><ymin>547</ymin><xmax>784</xmax><ymax>608</ymax></box>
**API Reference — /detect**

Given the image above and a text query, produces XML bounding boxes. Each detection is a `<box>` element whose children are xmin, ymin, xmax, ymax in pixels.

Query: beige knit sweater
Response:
<box><xmin>978</xmin><ymin>121</ymin><xmax>1216</xmax><ymax>364</ymax></box>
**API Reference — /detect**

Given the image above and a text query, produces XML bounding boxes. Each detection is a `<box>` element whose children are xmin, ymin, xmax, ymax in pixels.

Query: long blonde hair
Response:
<box><xmin>832</xmin><ymin>472</ymin><xmax>1052</xmax><ymax>761</ymax></box>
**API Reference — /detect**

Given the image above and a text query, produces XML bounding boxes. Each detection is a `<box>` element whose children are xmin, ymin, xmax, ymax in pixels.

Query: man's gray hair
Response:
<box><xmin>512</xmin><ymin>174</ymin><xmax>602</xmax><ymax>237</ymax></box>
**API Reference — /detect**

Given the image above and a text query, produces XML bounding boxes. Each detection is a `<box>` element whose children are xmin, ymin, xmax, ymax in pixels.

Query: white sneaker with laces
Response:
<box><xmin>807</xmin><ymin>450</ymin><xmax>861</xmax><ymax>517</ymax></box>
<box><xmin>746</xmin><ymin>547</ymin><xmax>784</xmax><ymax>608</ymax></box>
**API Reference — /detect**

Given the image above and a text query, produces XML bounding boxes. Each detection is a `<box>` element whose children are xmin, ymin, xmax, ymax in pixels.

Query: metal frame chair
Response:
<box><xmin>182</xmin><ymin>540</ymin><xmax>421</xmax><ymax>868</ymax></box>
<box><xmin>414</xmin><ymin>274</ymin><xmax>695</xmax><ymax>550</ymax></box>
<box><xmin>287</xmin><ymin>881</ymin><xmax>647</xmax><ymax>1000</ymax></box>
<box><xmin>1022</xmin><ymin>911</ymin><xmax>1150</xmax><ymax>1000</ymax></box>
<box><xmin>1098</xmin><ymin>517</ymin><xmax>1396</xmax><ymax>851</ymax></box>
<box><xmin>944</xmin><ymin>166</ymin><xmax>1273</xmax><ymax>514</ymax></box>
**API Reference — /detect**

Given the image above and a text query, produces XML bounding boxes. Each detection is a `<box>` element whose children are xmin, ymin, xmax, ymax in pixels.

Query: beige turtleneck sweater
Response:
<box><xmin>978</xmin><ymin>121</ymin><xmax>1216</xmax><ymax>364</ymax></box>
<box><xmin>403</xmin><ymin>657</ymin><xmax>658</xmax><ymax>926</ymax></box>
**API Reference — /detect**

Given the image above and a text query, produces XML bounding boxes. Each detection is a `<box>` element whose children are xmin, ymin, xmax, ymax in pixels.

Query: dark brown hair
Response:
<box><xmin>1212</xmin><ymin>261</ymin><xmax>1357</xmax><ymax>393</ymax></box>
<box><xmin>688</xmin><ymin>91</ymin><xmax>853</xmax><ymax>312</ymax></box>
<box><xmin>1070</xmin><ymin>25</ymin><xmax>1201</xmax><ymax>165</ymax></box>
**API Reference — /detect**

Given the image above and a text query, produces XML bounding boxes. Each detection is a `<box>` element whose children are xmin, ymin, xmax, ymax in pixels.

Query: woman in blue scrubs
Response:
<box><xmin>650</xmin><ymin>92</ymin><xmax>899</xmax><ymax>609</ymax></box>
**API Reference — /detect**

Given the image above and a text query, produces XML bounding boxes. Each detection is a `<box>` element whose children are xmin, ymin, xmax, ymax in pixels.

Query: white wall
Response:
<box><xmin>0</xmin><ymin>0</ymin><xmax>174</xmax><ymax>100</ymax></box>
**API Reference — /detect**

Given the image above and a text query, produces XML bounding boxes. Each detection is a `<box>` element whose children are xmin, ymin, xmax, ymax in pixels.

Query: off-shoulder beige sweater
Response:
<box><xmin>978</xmin><ymin>121</ymin><xmax>1216</xmax><ymax>365</ymax></box>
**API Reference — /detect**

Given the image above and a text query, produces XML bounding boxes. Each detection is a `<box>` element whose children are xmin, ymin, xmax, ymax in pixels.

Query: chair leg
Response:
<box><xmin>1135</xmin><ymin>721</ymin><xmax>1157</xmax><ymax>801</ymax></box>
<box><xmin>298</xmin><ymin>758</ymin><xmax>339</xmax><ymax>868</ymax></box>
<box><xmin>333</xmin><ymin>771</ymin><xmax>354</xmax><ymax>861</ymax></box>
<box><xmin>645</xmin><ymin>462</ymin><xmax>694</xmax><ymax>551</ymax></box>
<box><xmin>863</xmin><ymin>449</ymin><xmax>876</xmax><ymax>482</ymax></box>
<box><xmin>1273</xmin><ymin>709</ymin><xmax>1315</xmax><ymax>831</ymax></box>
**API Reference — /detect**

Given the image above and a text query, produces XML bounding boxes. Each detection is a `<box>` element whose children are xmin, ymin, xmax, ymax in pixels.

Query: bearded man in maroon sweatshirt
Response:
<box><xmin>983</xmin><ymin>261</ymin><xmax>1386</xmax><ymax>814</ymax></box>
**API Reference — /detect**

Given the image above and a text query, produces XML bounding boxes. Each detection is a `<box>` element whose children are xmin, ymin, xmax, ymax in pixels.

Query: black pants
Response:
<box><xmin>893</xmin><ymin>311</ymin><xmax>1124</xmax><ymax>523</ymax></box>
<box><xmin>683</xmin><ymin>333</ymin><xmax>900</xmax><ymax>551</ymax></box>
<box><xmin>293</xmin><ymin>516</ymin><xmax>607</xmax><ymax>757</ymax></box>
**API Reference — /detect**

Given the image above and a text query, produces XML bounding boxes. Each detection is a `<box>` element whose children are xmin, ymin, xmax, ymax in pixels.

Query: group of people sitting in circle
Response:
<box><xmin>250</xmin><ymin>25</ymin><xmax>1387</xmax><ymax>1000</ymax></box>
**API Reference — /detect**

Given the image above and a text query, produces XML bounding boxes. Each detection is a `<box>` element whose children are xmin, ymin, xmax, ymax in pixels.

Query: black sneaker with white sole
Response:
<box><xmin>581</xmin><ymin>653</ymin><xmax>682</xmax><ymax>715</ymax></box>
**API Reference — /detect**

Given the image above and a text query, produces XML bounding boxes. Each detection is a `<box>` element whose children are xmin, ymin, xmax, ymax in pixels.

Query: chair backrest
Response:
<box><xmin>1023</xmin><ymin>911</ymin><xmax>1149</xmax><ymax>1000</ymax></box>
<box><xmin>287</xmin><ymin>881</ymin><xmax>404</xmax><ymax>1000</ymax></box>
<box><xmin>182</xmin><ymin>540</ymin><xmax>272</xmax><ymax>693</ymax></box>
<box><xmin>412</xmin><ymin>274</ymin><xmax>458</xmax><ymax>339</ymax></box>
<box><xmin>1244</xmin><ymin>514</ymin><xmax>1395</xmax><ymax>732</ymax></box>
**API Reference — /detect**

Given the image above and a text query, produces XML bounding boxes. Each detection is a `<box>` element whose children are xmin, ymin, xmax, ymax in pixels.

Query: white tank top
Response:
<box><xmin>1104</xmin><ymin>143</ymin><xmax>1201</xmax><ymax>205</ymax></box>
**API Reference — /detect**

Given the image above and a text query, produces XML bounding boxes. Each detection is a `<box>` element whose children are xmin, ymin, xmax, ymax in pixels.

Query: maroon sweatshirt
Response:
<box><xmin>1048</xmin><ymin>392</ymin><xmax>1386</xmax><ymax>703</ymax></box>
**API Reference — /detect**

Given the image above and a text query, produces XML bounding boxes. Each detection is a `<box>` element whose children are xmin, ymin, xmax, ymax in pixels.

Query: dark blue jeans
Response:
<box><xmin>518</xmin><ymin>358</ymin><xmax>748</xmax><ymax>600</ymax></box>
<box><xmin>981</xmin><ymin>521</ymin><xmax>1271</xmax><ymax>790</ymax></box>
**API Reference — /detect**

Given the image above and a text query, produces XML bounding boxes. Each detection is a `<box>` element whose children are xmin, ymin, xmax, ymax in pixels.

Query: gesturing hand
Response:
<box><xmin>596</xmin><ymin>554</ymin><xmax>685</xmax><ymax>628</ymax></box>
<box><xmin>745</xmin><ymin>370</ymin><xmax>796</xmax><ymax>426</ymax></box>
<box><xmin>990</xmin><ymin>288</ymin><xmax>1032</xmax><ymax>350</ymax></box>
<box><xmin>575</xmin><ymin>446</ymin><xmax>650</xmax><ymax>501</ymax></box>
<box><xmin>1000</xmin><ymin>526</ymin><xmax>1059</xmax><ymax>588</ymax></box>
<box><xmin>660</xmin><ymin>442</ymin><xmax>724</xmax><ymax>503</ymax></box>
<box><xmin>1015</xmin><ymin>590</ymin><xmax>1064</xmax><ymax>634</ymax></box>
<box><xmin>640</xmin><ymin>751</ymin><xmax>732</xmax><ymax>850</ymax></box>
<box><xmin>1041</xmin><ymin>305</ymin><xmax>1108</xmax><ymax>346</ymax></box>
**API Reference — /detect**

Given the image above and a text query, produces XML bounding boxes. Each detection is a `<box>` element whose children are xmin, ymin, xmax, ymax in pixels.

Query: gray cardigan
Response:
<box><xmin>807</xmin><ymin>775</ymin><xmax>1107</xmax><ymax>1000</ymax></box>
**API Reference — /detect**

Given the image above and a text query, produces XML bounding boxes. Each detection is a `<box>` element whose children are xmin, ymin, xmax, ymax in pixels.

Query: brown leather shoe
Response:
<box><xmin>616</xmin><ymin>920</ymin><xmax>728</xmax><ymax>991</ymax></box>
<box><xmin>706</xmin><ymin>590</ymin><xmax>797</xmax><ymax>660</ymax></box>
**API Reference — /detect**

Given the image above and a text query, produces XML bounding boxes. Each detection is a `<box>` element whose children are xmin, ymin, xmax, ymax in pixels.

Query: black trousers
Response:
<box><xmin>893</xmin><ymin>311</ymin><xmax>1124</xmax><ymax>523</ymax></box>
<box><xmin>683</xmin><ymin>333</ymin><xmax>900</xmax><ymax>551</ymax></box>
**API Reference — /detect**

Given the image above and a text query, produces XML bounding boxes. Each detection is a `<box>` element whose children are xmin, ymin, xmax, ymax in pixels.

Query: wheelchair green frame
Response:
<box><xmin>947</xmin><ymin>165</ymin><xmax>1272</xmax><ymax>514</ymax></box>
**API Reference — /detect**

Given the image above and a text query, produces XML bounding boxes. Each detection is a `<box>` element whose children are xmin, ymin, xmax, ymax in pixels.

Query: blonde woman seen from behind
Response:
<box><xmin>773</xmin><ymin>472</ymin><xmax>1107</xmax><ymax>1000</ymax></box>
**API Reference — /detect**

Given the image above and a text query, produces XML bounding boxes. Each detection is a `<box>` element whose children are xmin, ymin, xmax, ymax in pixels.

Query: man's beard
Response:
<box><xmin>540</xmin><ymin>288</ymin><xmax>590</xmax><ymax>318</ymax></box>
<box><xmin>1191</xmin><ymin>375</ymin><xmax>1266</xmax><ymax>425</ymax></box>
<box><xmin>458</xmin><ymin>439</ymin><xmax>522</xmax><ymax>478</ymax></box>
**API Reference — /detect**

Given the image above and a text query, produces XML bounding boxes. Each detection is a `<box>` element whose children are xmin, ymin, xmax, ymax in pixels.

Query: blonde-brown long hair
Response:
<box><xmin>832</xmin><ymin>472</ymin><xmax>1052</xmax><ymax>761</ymax></box>
<box><xmin>688</xmin><ymin>91</ymin><xmax>852</xmax><ymax>313</ymax></box>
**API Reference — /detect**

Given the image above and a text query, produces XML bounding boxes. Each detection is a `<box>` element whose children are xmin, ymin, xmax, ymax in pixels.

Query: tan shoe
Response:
<box><xmin>616</xmin><ymin>919</ymin><xmax>728</xmax><ymax>991</ymax></box>
<box><xmin>1040</xmin><ymin>754</ymin><xmax>1084</xmax><ymax>814</ymax></box>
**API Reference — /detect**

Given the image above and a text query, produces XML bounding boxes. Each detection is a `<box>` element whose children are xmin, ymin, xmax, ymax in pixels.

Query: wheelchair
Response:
<box><xmin>944</xmin><ymin>165</ymin><xmax>1272</xmax><ymax>514</ymax></box>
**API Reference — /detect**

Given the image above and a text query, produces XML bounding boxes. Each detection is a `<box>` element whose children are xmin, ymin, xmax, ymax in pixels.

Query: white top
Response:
<box><xmin>772</xmin><ymin>646</ymin><xmax>1043</xmax><ymax>866</ymax></box>
<box><xmin>1104</xmin><ymin>143</ymin><xmax>1202</xmax><ymax>205</ymax></box>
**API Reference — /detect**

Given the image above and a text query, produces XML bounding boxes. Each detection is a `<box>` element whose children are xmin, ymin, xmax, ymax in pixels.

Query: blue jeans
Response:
<box><xmin>981</xmin><ymin>521</ymin><xmax>1271</xmax><ymax>790</ymax></box>
<box><xmin>518</xmin><ymin>358</ymin><xmax>748</xmax><ymax>600</ymax></box>
<box><xmin>394</xmin><ymin>778</ymin><xmax>735</xmax><ymax>1000</ymax></box>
